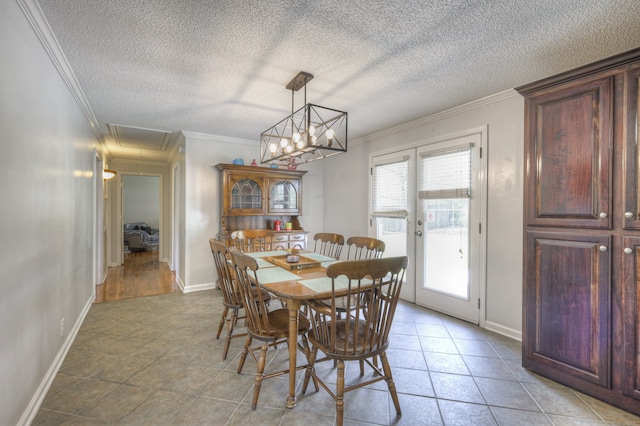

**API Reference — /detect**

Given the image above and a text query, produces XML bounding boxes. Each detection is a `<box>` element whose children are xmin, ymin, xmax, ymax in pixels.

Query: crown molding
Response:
<box><xmin>352</xmin><ymin>89</ymin><xmax>519</xmax><ymax>145</ymax></box>
<box><xmin>180</xmin><ymin>131</ymin><xmax>258</xmax><ymax>146</ymax></box>
<box><xmin>17</xmin><ymin>0</ymin><xmax>107</xmax><ymax>146</ymax></box>
<box><xmin>110</xmin><ymin>158</ymin><xmax>169</xmax><ymax>167</ymax></box>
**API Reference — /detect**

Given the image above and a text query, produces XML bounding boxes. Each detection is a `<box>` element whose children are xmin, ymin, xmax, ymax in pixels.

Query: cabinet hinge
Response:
<box><xmin>478</xmin><ymin>298</ymin><xmax>480</xmax><ymax>309</ymax></box>
<box><xmin>479</xmin><ymin>223</ymin><xmax>482</xmax><ymax>233</ymax></box>
<box><xmin>479</xmin><ymin>147</ymin><xmax>482</xmax><ymax>158</ymax></box>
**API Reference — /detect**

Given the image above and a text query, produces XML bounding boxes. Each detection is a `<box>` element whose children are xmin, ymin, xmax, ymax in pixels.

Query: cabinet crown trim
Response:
<box><xmin>215</xmin><ymin>163</ymin><xmax>307</xmax><ymax>177</ymax></box>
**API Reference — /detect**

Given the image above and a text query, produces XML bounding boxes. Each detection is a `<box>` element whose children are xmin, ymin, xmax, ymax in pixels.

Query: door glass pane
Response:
<box><xmin>374</xmin><ymin>217</ymin><xmax>406</xmax><ymax>257</ymax></box>
<box><xmin>419</xmin><ymin>146</ymin><xmax>471</xmax><ymax>300</ymax></box>
<box><xmin>423</xmin><ymin>198</ymin><xmax>469</xmax><ymax>299</ymax></box>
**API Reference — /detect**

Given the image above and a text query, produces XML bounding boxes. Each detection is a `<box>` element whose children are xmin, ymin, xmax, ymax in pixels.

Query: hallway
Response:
<box><xmin>94</xmin><ymin>250</ymin><xmax>180</xmax><ymax>303</ymax></box>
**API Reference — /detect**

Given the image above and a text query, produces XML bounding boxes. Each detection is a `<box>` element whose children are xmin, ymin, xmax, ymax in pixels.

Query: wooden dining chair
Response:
<box><xmin>313</xmin><ymin>232</ymin><xmax>345</xmax><ymax>259</ymax></box>
<box><xmin>230</xmin><ymin>229</ymin><xmax>274</xmax><ymax>252</ymax></box>
<box><xmin>302</xmin><ymin>256</ymin><xmax>408</xmax><ymax>426</ymax></box>
<box><xmin>325</xmin><ymin>236</ymin><xmax>385</xmax><ymax>320</ymax></box>
<box><xmin>210</xmin><ymin>239</ymin><xmax>271</xmax><ymax>360</ymax></box>
<box><xmin>229</xmin><ymin>248</ymin><xmax>315</xmax><ymax>410</ymax></box>
<box><xmin>345</xmin><ymin>236</ymin><xmax>385</xmax><ymax>260</ymax></box>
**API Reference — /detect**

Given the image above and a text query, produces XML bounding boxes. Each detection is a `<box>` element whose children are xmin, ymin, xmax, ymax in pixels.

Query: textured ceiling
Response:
<box><xmin>36</xmin><ymin>0</ymin><xmax>640</xmax><ymax>162</ymax></box>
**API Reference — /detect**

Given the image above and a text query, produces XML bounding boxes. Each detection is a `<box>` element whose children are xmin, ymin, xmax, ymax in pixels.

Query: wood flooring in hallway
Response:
<box><xmin>94</xmin><ymin>250</ymin><xmax>180</xmax><ymax>303</ymax></box>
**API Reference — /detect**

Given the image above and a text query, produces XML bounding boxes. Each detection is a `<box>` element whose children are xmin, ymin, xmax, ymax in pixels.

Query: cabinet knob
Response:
<box><xmin>624</xmin><ymin>247</ymin><xmax>634</xmax><ymax>254</ymax></box>
<box><xmin>599</xmin><ymin>212</ymin><xmax>608</xmax><ymax>219</ymax></box>
<box><xmin>625</xmin><ymin>211</ymin><xmax>635</xmax><ymax>219</ymax></box>
<box><xmin>599</xmin><ymin>245</ymin><xmax>608</xmax><ymax>252</ymax></box>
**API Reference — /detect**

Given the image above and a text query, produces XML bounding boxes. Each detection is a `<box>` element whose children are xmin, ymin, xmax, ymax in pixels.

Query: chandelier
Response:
<box><xmin>260</xmin><ymin>72</ymin><xmax>347</xmax><ymax>166</ymax></box>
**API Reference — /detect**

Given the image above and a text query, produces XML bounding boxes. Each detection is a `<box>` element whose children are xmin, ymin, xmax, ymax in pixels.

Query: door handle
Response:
<box><xmin>415</xmin><ymin>230</ymin><xmax>423</xmax><ymax>237</ymax></box>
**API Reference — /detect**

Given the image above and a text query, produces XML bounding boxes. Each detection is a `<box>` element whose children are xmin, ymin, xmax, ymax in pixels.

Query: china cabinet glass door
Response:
<box><xmin>269</xmin><ymin>180</ymin><xmax>299</xmax><ymax>213</ymax></box>
<box><xmin>231</xmin><ymin>178</ymin><xmax>263</xmax><ymax>212</ymax></box>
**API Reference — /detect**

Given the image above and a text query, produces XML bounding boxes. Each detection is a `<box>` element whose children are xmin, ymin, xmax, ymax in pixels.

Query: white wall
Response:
<box><xmin>123</xmin><ymin>175</ymin><xmax>160</xmax><ymax>228</ymax></box>
<box><xmin>320</xmin><ymin>91</ymin><xmax>524</xmax><ymax>338</ymax></box>
<box><xmin>0</xmin><ymin>1</ymin><xmax>101</xmax><ymax>423</ymax></box>
<box><xmin>174</xmin><ymin>136</ymin><xmax>187</xmax><ymax>286</ymax></box>
<box><xmin>183</xmin><ymin>133</ymin><xmax>259</xmax><ymax>291</ymax></box>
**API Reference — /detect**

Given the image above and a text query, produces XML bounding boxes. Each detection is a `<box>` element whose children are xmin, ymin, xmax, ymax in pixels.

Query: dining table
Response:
<box><xmin>241</xmin><ymin>250</ymin><xmax>347</xmax><ymax>409</ymax></box>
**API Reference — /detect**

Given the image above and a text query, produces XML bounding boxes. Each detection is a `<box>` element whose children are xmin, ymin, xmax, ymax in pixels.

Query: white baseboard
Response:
<box><xmin>485</xmin><ymin>321</ymin><xmax>522</xmax><ymax>341</ymax></box>
<box><xmin>18</xmin><ymin>295</ymin><xmax>94</xmax><ymax>426</ymax></box>
<box><xmin>182</xmin><ymin>282</ymin><xmax>215</xmax><ymax>293</ymax></box>
<box><xmin>176</xmin><ymin>275</ymin><xmax>185</xmax><ymax>292</ymax></box>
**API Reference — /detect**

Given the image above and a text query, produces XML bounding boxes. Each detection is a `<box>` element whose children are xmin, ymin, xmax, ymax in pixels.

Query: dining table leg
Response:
<box><xmin>286</xmin><ymin>298</ymin><xmax>302</xmax><ymax>409</ymax></box>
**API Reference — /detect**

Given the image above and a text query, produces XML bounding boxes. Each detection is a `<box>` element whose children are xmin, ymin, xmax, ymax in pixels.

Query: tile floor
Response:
<box><xmin>34</xmin><ymin>290</ymin><xmax>640</xmax><ymax>425</ymax></box>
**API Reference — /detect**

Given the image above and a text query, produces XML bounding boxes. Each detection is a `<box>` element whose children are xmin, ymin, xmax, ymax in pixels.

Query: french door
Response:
<box><xmin>415</xmin><ymin>134</ymin><xmax>482</xmax><ymax>324</ymax></box>
<box><xmin>371</xmin><ymin>132</ymin><xmax>485</xmax><ymax>324</ymax></box>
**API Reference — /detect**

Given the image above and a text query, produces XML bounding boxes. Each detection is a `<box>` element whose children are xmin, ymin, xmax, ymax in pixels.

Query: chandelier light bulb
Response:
<box><xmin>308</xmin><ymin>125</ymin><xmax>316</xmax><ymax>136</ymax></box>
<box><xmin>326</xmin><ymin>128</ymin><xmax>334</xmax><ymax>147</ymax></box>
<box><xmin>280</xmin><ymin>138</ymin><xmax>288</xmax><ymax>147</ymax></box>
<box><xmin>269</xmin><ymin>143</ymin><xmax>277</xmax><ymax>153</ymax></box>
<box><xmin>326</xmin><ymin>129</ymin><xmax>335</xmax><ymax>140</ymax></box>
<box><xmin>286</xmin><ymin>145</ymin><xmax>293</xmax><ymax>153</ymax></box>
<box><xmin>293</xmin><ymin>132</ymin><xmax>301</xmax><ymax>142</ymax></box>
<box><xmin>311</xmin><ymin>135</ymin><xmax>317</xmax><ymax>145</ymax></box>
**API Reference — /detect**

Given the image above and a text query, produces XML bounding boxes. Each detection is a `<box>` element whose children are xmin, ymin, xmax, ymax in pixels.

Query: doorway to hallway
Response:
<box><xmin>95</xmin><ymin>250</ymin><xmax>179</xmax><ymax>303</ymax></box>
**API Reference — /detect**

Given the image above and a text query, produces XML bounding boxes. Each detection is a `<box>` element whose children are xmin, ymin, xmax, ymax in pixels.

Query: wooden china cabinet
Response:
<box><xmin>215</xmin><ymin>163</ymin><xmax>308</xmax><ymax>249</ymax></box>
<box><xmin>516</xmin><ymin>47</ymin><xmax>640</xmax><ymax>415</ymax></box>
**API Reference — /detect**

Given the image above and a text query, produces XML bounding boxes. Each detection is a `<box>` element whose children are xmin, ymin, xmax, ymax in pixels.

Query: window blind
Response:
<box><xmin>418</xmin><ymin>145</ymin><xmax>472</xmax><ymax>200</ymax></box>
<box><xmin>372</xmin><ymin>156</ymin><xmax>409</xmax><ymax>218</ymax></box>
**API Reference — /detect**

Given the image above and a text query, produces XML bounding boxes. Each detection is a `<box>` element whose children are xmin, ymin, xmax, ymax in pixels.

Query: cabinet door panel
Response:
<box><xmin>623</xmin><ymin>66</ymin><xmax>640</xmax><ymax>229</ymax></box>
<box><xmin>622</xmin><ymin>236</ymin><xmax>640</xmax><ymax>400</ymax></box>
<box><xmin>524</xmin><ymin>232</ymin><xmax>611</xmax><ymax>386</ymax></box>
<box><xmin>526</xmin><ymin>77</ymin><xmax>612</xmax><ymax>228</ymax></box>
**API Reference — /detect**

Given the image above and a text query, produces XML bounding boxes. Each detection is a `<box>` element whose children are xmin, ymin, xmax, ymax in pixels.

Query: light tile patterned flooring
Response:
<box><xmin>34</xmin><ymin>290</ymin><xmax>640</xmax><ymax>425</ymax></box>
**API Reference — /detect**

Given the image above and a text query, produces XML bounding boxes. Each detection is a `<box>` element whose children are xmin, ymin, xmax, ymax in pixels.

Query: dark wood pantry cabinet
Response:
<box><xmin>517</xmin><ymin>47</ymin><xmax>640</xmax><ymax>415</ymax></box>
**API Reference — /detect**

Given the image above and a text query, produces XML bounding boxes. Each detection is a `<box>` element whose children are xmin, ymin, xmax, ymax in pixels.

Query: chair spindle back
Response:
<box><xmin>345</xmin><ymin>236</ymin><xmax>385</xmax><ymax>260</ymax></box>
<box><xmin>311</xmin><ymin>256</ymin><xmax>408</xmax><ymax>358</ymax></box>
<box><xmin>229</xmin><ymin>248</ymin><xmax>274</xmax><ymax>339</ymax></box>
<box><xmin>313</xmin><ymin>232</ymin><xmax>345</xmax><ymax>259</ymax></box>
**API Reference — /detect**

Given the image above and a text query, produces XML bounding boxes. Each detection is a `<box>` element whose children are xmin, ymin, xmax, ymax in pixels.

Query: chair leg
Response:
<box><xmin>302</xmin><ymin>346</ymin><xmax>319</xmax><ymax>394</ymax></box>
<box><xmin>222</xmin><ymin>307</ymin><xmax>238</xmax><ymax>360</ymax></box>
<box><xmin>336</xmin><ymin>360</ymin><xmax>345</xmax><ymax>426</ymax></box>
<box><xmin>380</xmin><ymin>351</ymin><xmax>402</xmax><ymax>417</ymax></box>
<box><xmin>237</xmin><ymin>335</ymin><xmax>252</xmax><ymax>374</ymax></box>
<box><xmin>251</xmin><ymin>342</ymin><xmax>269</xmax><ymax>410</ymax></box>
<box><xmin>216</xmin><ymin>306</ymin><xmax>228</xmax><ymax>339</ymax></box>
